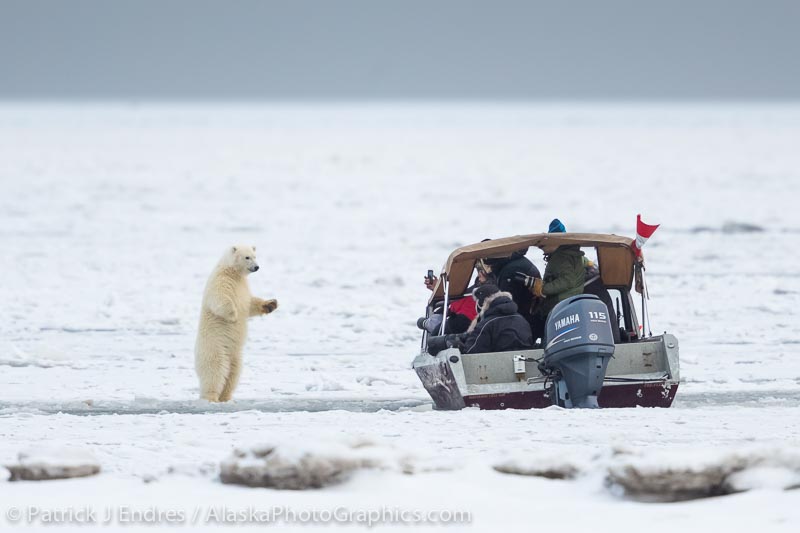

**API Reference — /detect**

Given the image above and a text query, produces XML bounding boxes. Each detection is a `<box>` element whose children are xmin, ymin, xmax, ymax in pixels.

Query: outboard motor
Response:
<box><xmin>542</xmin><ymin>294</ymin><xmax>615</xmax><ymax>408</ymax></box>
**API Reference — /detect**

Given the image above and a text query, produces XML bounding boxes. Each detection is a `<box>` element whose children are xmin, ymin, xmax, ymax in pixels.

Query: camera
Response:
<box><xmin>426</xmin><ymin>333</ymin><xmax>465</xmax><ymax>356</ymax></box>
<box><xmin>511</xmin><ymin>272</ymin><xmax>535</xmax><ymax>288</ymax></box>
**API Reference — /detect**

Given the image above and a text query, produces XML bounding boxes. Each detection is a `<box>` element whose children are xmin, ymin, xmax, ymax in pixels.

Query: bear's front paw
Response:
<box><xmin>262</xmin><ymin>299</ymin><xmax>279</xmax><ymax>314</ymax></box>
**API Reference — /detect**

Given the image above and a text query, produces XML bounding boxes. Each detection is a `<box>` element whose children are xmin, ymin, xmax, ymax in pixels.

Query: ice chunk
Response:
<box><xmin>494</xmin><ymin>451</ymin><xmax>586</xmax><ymax>480</ymax></box>
<box><xmin>5</xmin><ymin>448</ymin><xmax>100</xmax><ymax>481</ymax></box>
<box><xmin>606</xmin><ymin>447</ymin><xmax>800</xmax><ymax>501</ymax></box>
<box><xmin>220</xmin><ymin>440</ymin><xmax>392</xmax><ymax>490</ymax></box>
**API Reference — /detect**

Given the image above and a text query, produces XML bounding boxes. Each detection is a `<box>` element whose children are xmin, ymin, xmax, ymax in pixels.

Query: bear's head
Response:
<box><xmin>226</xmin><ymin>245</ymin><xmax>259</xmax><ymax>274</ymax></box>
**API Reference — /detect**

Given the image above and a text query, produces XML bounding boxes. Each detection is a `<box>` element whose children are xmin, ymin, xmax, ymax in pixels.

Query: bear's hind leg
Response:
<box><xmin>218</xmin><ymin>355</ymin><xmax>242</xmax><ymax>402</ymax></box>
<box><xmin>198</xmin><ymin>353</ymin><xmax>230</xmax><ymax>403</ymax></box>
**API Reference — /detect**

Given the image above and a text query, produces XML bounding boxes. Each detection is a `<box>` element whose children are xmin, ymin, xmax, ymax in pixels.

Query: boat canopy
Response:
<box><xmin>430</xmin><ymin>233</ymin><xmax>638</xmax><ymax>301</ymax></box>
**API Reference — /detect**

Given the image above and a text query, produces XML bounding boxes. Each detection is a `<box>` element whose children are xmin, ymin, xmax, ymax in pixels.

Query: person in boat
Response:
<box><xmin>583</xmin><ymin>257</ymin><xmax>599</xmax><ymax>279</ymax></box>
<box><xmin>427</xmin><ymin>283</ymin><xmax>534</xmax><ymax>355</ymax></box>
<box><xmin>479</xmin><ymin>242</ymin><xmax>541</xmax><ymax>324</ymax></box>
<box><xmin>529</xmin><ymin>218</ymin><xmax>586</xmax><ymax>341</ymax></box>
<box><xmin>422</xmin><ymin>264</ymin><xmax>495</xmax><ymax>334</ymax></box>
<box><xmin>582</xmin><ymin>256</ymin><xmax>621</xmax><ymax>343</ymax></box>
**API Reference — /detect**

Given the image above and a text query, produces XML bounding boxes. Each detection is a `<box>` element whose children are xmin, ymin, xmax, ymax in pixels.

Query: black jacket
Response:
<box><xmin>461</xmin><ymin>293</ymin><xmax>534</xmax><ymax>354</ymax></box>
<box><xmin>491</xmin><ymin>255</ymin><xmax>541</xmax><ymax>320</ymax></box>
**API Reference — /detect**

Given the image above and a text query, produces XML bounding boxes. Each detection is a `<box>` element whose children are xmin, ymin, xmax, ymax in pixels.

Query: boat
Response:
<box><xmin>412</xmin><ymin>233</ymin><xmax>680</xmax><ymax>409</ymax></box>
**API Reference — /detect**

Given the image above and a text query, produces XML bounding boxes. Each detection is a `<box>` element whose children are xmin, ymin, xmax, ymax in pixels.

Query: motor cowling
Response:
<box><xmin>542</xmin><ymin>294</ymin><xmax>615</xmax><ymax>408</ymax></box>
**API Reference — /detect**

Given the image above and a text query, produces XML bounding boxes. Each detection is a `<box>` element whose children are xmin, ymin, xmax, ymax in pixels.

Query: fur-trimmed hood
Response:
<box><xmin>467</xmin><ymin>291</ymin><xmax>517</xmax><ymax>333</ymax></box>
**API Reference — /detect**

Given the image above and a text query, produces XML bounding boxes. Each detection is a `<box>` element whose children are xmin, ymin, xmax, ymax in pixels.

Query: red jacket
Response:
<box><xmin>449</xmin><ymin>297</ymin><xmax>478</xmax><ymax>321</ymax></box>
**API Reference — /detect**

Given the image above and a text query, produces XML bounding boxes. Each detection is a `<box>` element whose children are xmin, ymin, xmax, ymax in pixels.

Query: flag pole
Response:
<box><xmin>633</xmin><ymin>214</ymin><xmax>660</xmax><ymax>338</ymax></box>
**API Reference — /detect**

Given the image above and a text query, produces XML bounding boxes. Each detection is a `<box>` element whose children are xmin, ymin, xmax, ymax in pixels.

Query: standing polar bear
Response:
<box><xmin>195</xmin><ymin>245</ymin><xmax>278</xmax><ymax>402</ymax></box>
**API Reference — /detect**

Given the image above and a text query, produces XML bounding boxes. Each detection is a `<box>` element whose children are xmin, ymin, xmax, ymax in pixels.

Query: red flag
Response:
<box><xmin>632</xmin><ymin>214</ymin><xmax>659</xmax><ymax>256</ymax></box>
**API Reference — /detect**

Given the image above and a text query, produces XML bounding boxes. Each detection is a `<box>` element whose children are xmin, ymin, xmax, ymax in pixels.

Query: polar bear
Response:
<box><xmin>195</xmin><ymin>245</ymin><xmax>278</xmax><ymax>402</ymax></box>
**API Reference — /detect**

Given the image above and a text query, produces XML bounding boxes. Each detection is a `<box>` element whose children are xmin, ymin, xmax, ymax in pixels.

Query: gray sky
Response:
<box><xmin>1</xmin><ymin>0</ymin><xmax>799</xmax><ymax>100</ymax></box>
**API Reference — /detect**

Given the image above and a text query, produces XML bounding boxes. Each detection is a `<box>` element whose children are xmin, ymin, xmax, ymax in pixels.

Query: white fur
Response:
<box><xmin>195</xmin><ymin>245</ymin><xmax>278</xmax><ymax>402</ymax></box>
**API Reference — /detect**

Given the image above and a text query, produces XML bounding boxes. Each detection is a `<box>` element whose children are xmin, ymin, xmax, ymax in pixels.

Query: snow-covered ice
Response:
<box><xmin>1</xmin><ymin>103</ymin><xmax>799</xmax><ymax>531</ymax></box>
<box><xmin>5</xmin><ymin>447</ymin><xmax>100</xmax><ymax>481</ymax></box>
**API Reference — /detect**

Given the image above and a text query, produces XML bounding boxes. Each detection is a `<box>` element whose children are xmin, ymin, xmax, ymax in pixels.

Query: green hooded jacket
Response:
<box><xmin>539</xmin><ymin>245</ymin><xmax>585</xmax><ymax>315</ymax></box>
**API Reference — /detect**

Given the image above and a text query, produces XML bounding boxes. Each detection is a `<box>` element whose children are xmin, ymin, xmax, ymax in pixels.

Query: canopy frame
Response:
<box><xmin>429</xmin><ymin>233</ymin><xmax>638</xmax><ymax>303</ymax></box>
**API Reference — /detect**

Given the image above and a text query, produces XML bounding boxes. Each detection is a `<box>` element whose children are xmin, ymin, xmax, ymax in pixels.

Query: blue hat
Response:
<box><xmin>548</xmin><ymin>218</ymin><xmax>566</xmax><ymax>233</ymax></box>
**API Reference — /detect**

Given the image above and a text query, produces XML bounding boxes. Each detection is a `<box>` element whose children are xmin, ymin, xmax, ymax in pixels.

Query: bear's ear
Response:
<box><xmin>231</xmin><ymin>246</ymin><xmax>237</xmax><ymax>254</ymax></box>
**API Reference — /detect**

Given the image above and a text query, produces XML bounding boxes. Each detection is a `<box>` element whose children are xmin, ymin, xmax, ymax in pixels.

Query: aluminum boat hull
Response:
<box><xmin>412</xmin><ymin>334</ymin><xmax>680</xmax><ymax>410</ymax></box>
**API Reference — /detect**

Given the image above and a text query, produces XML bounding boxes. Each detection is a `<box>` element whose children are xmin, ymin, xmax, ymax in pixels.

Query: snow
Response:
<box><xmin>1</xmin><ymin>102</ymin><xmax>799</xmax><ymax>530</ymax></box>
